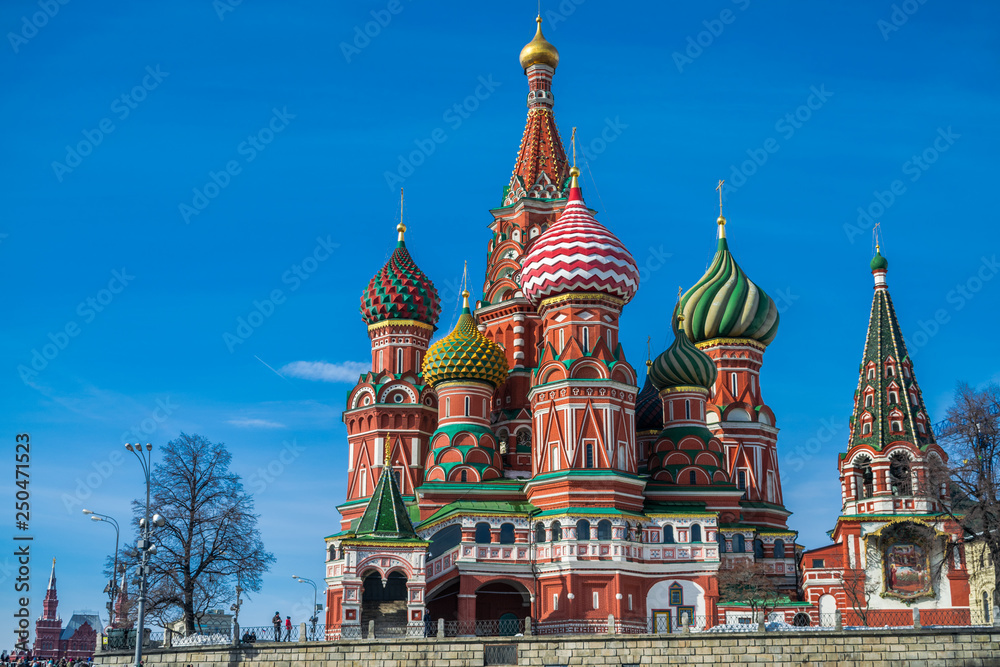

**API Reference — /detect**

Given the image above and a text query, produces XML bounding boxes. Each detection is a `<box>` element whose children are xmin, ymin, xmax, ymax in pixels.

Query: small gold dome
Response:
<box><xmin>519</xmin><ymin>16</ymin><xmax>559</xmax><ymax>70</ymax></box>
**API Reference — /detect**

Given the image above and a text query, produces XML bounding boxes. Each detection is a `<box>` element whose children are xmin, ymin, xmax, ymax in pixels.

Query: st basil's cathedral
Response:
<box><xmin>321</xmin><ymin>17</ymin><xmax>970</xmax><ymax>634</ymax></box>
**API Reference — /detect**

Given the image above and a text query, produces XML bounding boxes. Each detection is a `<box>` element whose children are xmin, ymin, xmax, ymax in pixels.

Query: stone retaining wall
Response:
<box><xmin>94</xmin><ymin>628</ymin><xmax>1000</xmax><ymax>667</ymax></box>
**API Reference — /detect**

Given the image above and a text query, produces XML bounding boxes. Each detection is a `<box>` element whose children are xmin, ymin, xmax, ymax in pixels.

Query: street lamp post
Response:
<box><xmin>83</xmin><ymin>510</ymin><xmax>120</xmax><ymax>628</ymax></box>
<box><xmin>292</xmin><ymin>576</ymin><xmax>321</xmax><ymax>641</ymax></box>
<box><xmin>126</xmin><ymin>443</ymin><xmax>165</xmax><ymax>667</ymax></box>
<box><xmin>230</xmin><ymin>584</ymin><xmax>243</xmax><ymax>646</ymax></box>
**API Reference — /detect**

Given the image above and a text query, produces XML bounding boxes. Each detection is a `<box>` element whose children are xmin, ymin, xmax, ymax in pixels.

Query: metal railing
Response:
<box><xmin>236</xmin><ymin>625</ymin><xmax>297</xmax><ymax>642</ymax></box>
<box><xmin>444</xmin><ymin>618</ymin><xmax>525</xmax><ymax>637</ymax></box>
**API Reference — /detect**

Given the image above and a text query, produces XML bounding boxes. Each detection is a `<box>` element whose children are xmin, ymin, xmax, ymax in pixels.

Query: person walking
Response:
<box><xmin>272</xmin><ymin>612</ymin><xmax>282</xmax><ymax>641</ymax></box>
<box><xmin>284</xmin><ymin>616</ymin><xmax>292</xmax><ymax>642</ymax></box>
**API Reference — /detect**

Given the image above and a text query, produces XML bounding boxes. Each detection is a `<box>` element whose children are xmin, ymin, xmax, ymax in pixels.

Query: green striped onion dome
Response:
<box><xmin>421</xmin><ymin>294</ymin><xmax>509</xmax><ymax>388</ymax></box>
<box><xmin>360</xmin><ymin>224</ymin><xmax>441</xmax><ymax>327</ymax></box>
<box><xmin>870</xmin><ymin>250</ymin><xmax>888</xmax><ymax>271</ymax></box>
<box><xmin>678</xmin><ymin>230</ymin><xmax>779</xmax><ymax>346</ymax></box>
<box><xmin>649</xmin><ymin>318</ymin><xmax>718</xmax><ymax>391</ymax></box>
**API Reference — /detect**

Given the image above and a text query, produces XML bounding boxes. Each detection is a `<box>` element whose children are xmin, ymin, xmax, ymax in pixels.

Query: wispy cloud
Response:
<box><xmin>280</xmin><ymin>360</ymin><xmax>368</xmax><ymax>383</ymax></box>
<box><xmin>227</xmin><ymin>418</ymin><xmax>286</xmax><ymax>429</ymax></box>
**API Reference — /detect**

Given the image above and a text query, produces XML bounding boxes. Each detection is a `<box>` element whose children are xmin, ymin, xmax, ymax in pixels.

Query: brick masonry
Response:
<box><xmin>94</xmin><ymin>628</ymin><xmax>1000</xmax><ymax>667</ymax></box>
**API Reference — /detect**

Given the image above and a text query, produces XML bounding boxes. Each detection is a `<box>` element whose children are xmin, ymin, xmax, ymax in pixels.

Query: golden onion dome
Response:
<box><xmin>519</xmin><ymin>16</ymin><xmax>559</xmax><ymax>70</ymax></box>
<box><xmin>422</xmin><ymin>291</ymin><xmax>509</xmax><ymax>389</ymax></box>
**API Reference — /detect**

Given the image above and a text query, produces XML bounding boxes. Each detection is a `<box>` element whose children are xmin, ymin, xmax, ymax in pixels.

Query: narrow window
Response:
<box><xmin>464</xmin><ymin>396</ymin><xmax>470</xmax><ymax>416</ymax></box>
<box><xmin>738</xmin><ymin>470</ymin><xmax>747</xmax><ymax>491</ymax></box>
<box><xmin>482</xmin><ymin>399</ymin><xmax>487</xmax><ymax>416</ymax></box>
<box><xmin>730</xmin><ymin>372</ymin><xmax>738</xmax><ymax>397</ymax></box>
<box><xmin>445</xmin><ymin>397</ymin><xmax>451</xmax><ymax>417</ymax></box>
<box><xmin>685</xmin><ymin>399</ymin><xmax>691</xmax><ymax>419</ymax></box>
<box><xmin>551</xmin><ymin>445</ymin><xmax>560</xmax><ymax>470</ymax></box>
<box><xmin>592</xmin><ymin>591</ymin><xmax>599</xmax><ymax>609</ymax></box>
<box><xmin>559</xmin><ymin>329</ymin><xmax>565</xmax><ymax>349</ymax></box>
<box><xmin>586</xmin><ymin>443</ymin><xmax>594</xmax><ymax>469</ymax></box>
<box><xmin>553</xmin><ymin>594</ymin><xmax>559</xmax><ymax>611</ymax></box>
<box><xmin>663</xmin><ymin>526</ymin><xmax>675</xmax><ymax>543</ymax></box>
<box><xmin>689</xmin><ymin>470</ymin><xmax>697</xmax><ymax>485</ymax></box>
<box><xmin>865</xmin><ymin>394</ymin><xmax>873</xmax><ymax>407</ymax></box>
<box><xmin>460</xmin><ymin>469</ymin><xmax>468</xmax><ymax>483</ymax></box>
<box><xmin>863</xmin><ymin>421</ymin><xmax>872</xmax><ymax>435</ymax></box>
<box><xmin>378</xmin><ymin>350</ymin><xmax>383</xmax><ymax>369</ymax></box>
<box><xmin>628</xmin><ymin>594</ymin><xmax>633</xmax><ymax>611</ymax></box>
<box><xmin>582</xmin><ymin>327</ymin><xmax>590</xmax><ymax>353</ymax></box>
<box><xmin>607</xmin><ymin>330</ymin><xmax>613</xmax><ymax>348</ymax></box>
<box><xmin>691</xmin><ymin>524</ymin><xmax>702</xmax><ymax>542</ymax></box>
<box><xmin>535</xmin><ymin>522</ymin><xmax>546</xmax><ymax>543</ymax></box>
<box><xmin>396</xmin><ymin>348</ymin><xmax>403</xmax><ymax>374</ymax></box>
<box><xmin>360</xmin><ymin>468</ymin><xmax>367</xmax><ymax>496</ymax></box>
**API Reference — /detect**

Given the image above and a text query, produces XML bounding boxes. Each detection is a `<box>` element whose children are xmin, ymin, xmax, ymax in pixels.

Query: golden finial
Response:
<box><xmin>569</xmin><ymin>127</ymin><xmax>580</xmax><ymax>188</ymax></box>
<box><xmin>874</xmin><ymin>222</ymin><xmax>881</xmax><ymax>255</ymax></box>
<box><xmin>461</xmin><ymin>261</ymin><xmax>470</xmax><ymax>309</ymax></box>
<box><xmin>645</xmin><ymin>336</ymin><xmax>652</xmax><ymax>369</ymax></box>
<box><xmin>397</xmin><ymin>188</ymin><xmax>406</xmax><ymax>242</ymax></box>
<box><xmin>519</xmin><ymin>15</ymin><xmax>560</xmax><ymax>70</ymax></box>
<box><xmin>676</xmin><ymin>286</ymin><xmax>686</xmax><ymax>330</ymax></box>
<box><xmin>716</xmin><ymin>179</ymin><xmax>726</xmax><ymax>237</ymax></box>
<box><xmin>384</xmin><ymin>435</ymin><xmax>392</xmax><ymax>467</ymax></box>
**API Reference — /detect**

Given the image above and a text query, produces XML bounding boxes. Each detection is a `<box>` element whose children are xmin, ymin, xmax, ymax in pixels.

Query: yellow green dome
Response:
<box><xmin>519</xmin><ymin>16</ymin><xmax>559</xmax><ymax>70</ymax></box>
<box><xmin>422</xmin><ymin>292</ymin><xmax>509</xmax><ymax>388</ymax></box>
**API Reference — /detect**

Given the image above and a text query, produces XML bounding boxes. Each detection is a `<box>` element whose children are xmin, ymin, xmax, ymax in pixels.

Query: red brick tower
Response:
<box><xmin>33</xmin><ymin>559</ymin><xmax>62</xmax><ymax>659</ymax></box>
<box><xmin>477</xmin><ymin>16</ymin><xmax>571</xmax><ymax>473</ymax></box>
<box><xmin>339</xmin><ymin>221</ymin><xmax>441</xmax><ymax>530</ymax></box>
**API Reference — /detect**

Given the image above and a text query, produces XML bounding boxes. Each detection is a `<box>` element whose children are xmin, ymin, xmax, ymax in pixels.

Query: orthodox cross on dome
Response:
<box><xmin>397</xmin><ymin>188</ymin><xmax>406</xmax><ymax>243</ymax></box>
<box><xmin>716</xmin><ymin>179</ymin><xmax>727</xmax><ymax>237</ymax></box>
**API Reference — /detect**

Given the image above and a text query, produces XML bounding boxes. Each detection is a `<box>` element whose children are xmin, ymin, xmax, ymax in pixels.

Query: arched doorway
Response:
<box><xmin>426</xmin><ymin>578</ymin><xmax>460</xmax><ymax>623</ymax></box>
<box><xmin>818</xmin><ymin>594</ymin><xmax>836</xmax><ymax>626</ymax></box>
<box><xmin>475</xmin><ymin>581</ymin><xmax>531</xmax><ymax>633</ymax></box>
<box><xmin>361</xmin><ymin>570</ymin><xmax>408</xmax><ymax>637</ymax></box>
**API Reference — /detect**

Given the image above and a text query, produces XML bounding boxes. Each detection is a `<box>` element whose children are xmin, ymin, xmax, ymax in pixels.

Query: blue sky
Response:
<box><xmin>1</xmin><ymin>0</ymin><xmax>998</xmax><ymax>632</ymax></box>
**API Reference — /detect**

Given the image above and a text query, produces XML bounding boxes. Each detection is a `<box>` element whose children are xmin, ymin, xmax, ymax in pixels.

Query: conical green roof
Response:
<box><xmin>679</xmin><ymin>225</ymin><xmax>779</xmax><ymax>346</ymax></box>
<box><xmin>422</xmin><ymin>293</ymin><xmax>509</xmax><ymax>388</ymax></box>
<box><xmin>354</xmin><ymin>462</ymin><xmax>419</xmax><ymax>540</ymax></box>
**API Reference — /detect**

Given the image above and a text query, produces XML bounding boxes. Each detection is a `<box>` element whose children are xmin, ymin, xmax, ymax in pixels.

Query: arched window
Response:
<box><xmin>734</xmin><ymin>534</ymin><xmax>746</xmax><ymax>553</ymax></box>
<box><xmin>475</xmin><ymin>522</ymin><xmax>492</xmax><ymax>544</ymax></box>
<box><xmin>551</xmin><ymin>521</ymin><xmax>563</xmax><ymax>541</ymax></box>
<box><xmin>534</xmin><ymin>522</ymin><xmax>546</xmax><ymax>543</ymax></box>
<box><xmin>857</xmin><ymin>456</ymin><xmax>874</xmax><ymax>498</ymax></box>
<box><xmin>460</xmin><ymin>469</ymin><xmax>467</xmax><ymax>483</ymax></box>
<box><xmin>753</xmin><ymin>539</ymin><xmax>764</xmax><ymax>559</ymax></box>
<box><xmin>499</xmin><ymin>523</ymin><xmax>515</xmax><ymax>544</ymax></box>
<box><xmin>576</xmin><ymin>519</ymin><xmax>591</xmax><ymax>541</ymax></box>
<box><xmin>691</xmin><ymin>524</ymin><xmax>702</xmax><ymax>543</ymax></box>
<box><xmin>717</xmin><ymin>530</ymin><xmax>727</xmax><ymax>552</ymax></box>
<box><xmin>984</xmin><ymin>591</ymin><xmax>991</xmax><ymax>624</ymax></box>
<box><xmin>464</xmin><ymin>396</ymin><xmax>470</xmax><ymax>416</ymax></box>
<box><xmin>730</xmin><ymin>373</ymin><xmax>738</xmax><ymax>397</ymax></box>
<box><xmin>396</xmin><ymin>348</ymin><xmax>403</xmax><ymax>374</ymax></box>
<box><xmin>624</xmin><ymin>522</ymin><xmax>632</xmax><ymax>541</ymax></box>
<box><xmin>597</xmin><ymin>520</ymin><xmax>612</xmax><ymax>540</ymax></box>
<box><xmin>862</xmin><ymin>421</ymin><xmax>872</xmax><ymax>435</ymax></box>
<box><xmin>581</xmin><ymin>327</ymin><xmax>590</xmax><ymax>353</ymax></box>
<box><xmin>888</xmin><ymin>390</ymin><xmax>898</xmax><ymax>404</ymax></box>
<box><xmin>865</xmin><ymin>393</ymin><xmax>873</xmax><ymax>407</ymax></box>
<box><xmin>890</xmin><ymin>453</ymin><xmax>912</xmax><ymax>496</ymax></box>
<box><xmin>689</xmin><ymin>470</ymin><xmax>697</xmax><ymax>485</ymax></box>
<box><xmin>891</xmin><ymin>419</ymin><xmax>903</xmax><ymax>433</ymax></box>
<box><xmin>663</xmin><ymin>525</ymin><xmax>675</xmax><ymax>543</ymax></box>
<box><xmin>428</xmin><ymin>524</ymin><xmax>462</xmax><ymax>559</ymax></box>
<box><xmin>685</xmin><ymin>399</ymin><xmax>691</xmax><ymax>419</ymax></box>
<box><xmin>774</xmin><ymin>539</ymin><xmax>786</xmax><ymax>558</ymax></box>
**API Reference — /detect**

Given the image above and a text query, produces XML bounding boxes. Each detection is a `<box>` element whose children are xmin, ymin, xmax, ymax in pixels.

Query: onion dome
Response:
<box><xmin>421</xmin><ymin>291</ymin><xmax>509</xmax><ymax>388</ymax></box>
<box><xmin>360</xmin><ymin>223</ymin><xmax>441</xmax><ymax>327</ymax></box>
<box><xmin>519</xmin><ymin>16</ymin><xmax>559</xmax><ymax>70</ymax></box>
<box><xmin>635</xmin><ymin>362</ymin><xmax>663</xmax><ymax>431</ymax></box>
<box><xmin>678</xmin><ymin>216</ymin><xmax>779</xmax><ymax>345</ymax></box>
<box><xmin>871</xmin><ymin>247</ymin><xmax>889</xmax><ymax>271</ymax></box>
<box><xmin>520</xmin><ymin>169</ymin><xmax>640</xmax><ymax>307</ymax></box>
<box><xmin>649</xmin><ymin>312</ymin><xmax>718</xmax><ymax>391</ymax></box>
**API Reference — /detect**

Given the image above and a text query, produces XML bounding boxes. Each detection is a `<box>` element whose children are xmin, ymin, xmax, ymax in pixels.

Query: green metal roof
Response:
<box><xmin>419</xmin><ymin>500</ymin><xmax>537</xmax><ymax>528</ymax></box>
<box><xmin>354</xmin><ymin>465</ymin><xmax>420</xmax><ymax>541</ymax></box>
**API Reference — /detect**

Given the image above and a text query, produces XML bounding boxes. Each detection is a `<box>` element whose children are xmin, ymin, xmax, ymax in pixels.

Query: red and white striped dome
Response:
<box><xmin>520</xmin><ymin>179</ymin><xmax>639</xmax><ymax>307</ymax></box>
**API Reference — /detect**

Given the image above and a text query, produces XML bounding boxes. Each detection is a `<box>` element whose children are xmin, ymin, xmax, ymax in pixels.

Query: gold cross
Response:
<box><xmin>571</xmin><ymin>126</ymin><xmax>577</xmax><ymax>168</ymax></box>
<box><xmin>716</xmin><ymin>179</ymin><xmax>724</xmax><ymax>216</ymax></box>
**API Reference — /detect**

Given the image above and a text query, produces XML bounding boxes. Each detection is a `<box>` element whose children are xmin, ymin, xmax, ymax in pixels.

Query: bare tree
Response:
<box><xmin>118</xmin><ymin>433</ymin><xmax>275</xmax><ymax>635</ymax></box>
<box><xmin>841</xmin><ymin>541</ymin><xmax>880</xmax><ymax>626</ymax></box>
<box><xmin>939</xmin><ymin>383</ymin><xmax>1000</xmax><ymax>610</ymax></box>
<box><xmin>717</xmin><ymin>560</ymin><xmax>784</xmax><ymax>623</ymax></box>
